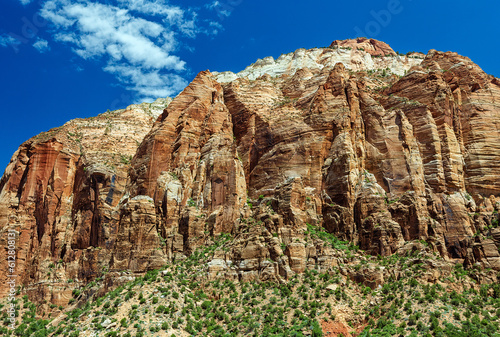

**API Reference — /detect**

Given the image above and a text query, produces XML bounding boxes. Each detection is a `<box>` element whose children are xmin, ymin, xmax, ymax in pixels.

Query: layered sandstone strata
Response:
<box><xmin>1</xmin><ymin>39</ymin><xmax>500</xmax><ymax>308</ymax></box>
<box><xmin>214</xmin><ymin>37</ymin><xmax>424</xmax><ymax>82</ymax></box>
<box><xmin>0</xmin><ymin>99</ymin><xmax>170</xmax><ymax>303</ymax></box>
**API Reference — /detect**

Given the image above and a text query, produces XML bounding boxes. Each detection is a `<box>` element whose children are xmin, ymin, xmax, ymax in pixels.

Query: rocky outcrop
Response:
<box><xmin>1</xmin><ymin>39</ymin><xmax>500</xmax><ymax>308</ymax></box>
<box><xmin>330</xmin><ymin>37</ymin><xmax>396</xmax><ymax>56</ymax></box>
<box><xmin>125</xmin><ymin>71</ymin><xmax>247</xmax><ymax>258</ymax></box>
<box><xmin>214</xmin><ymin>38</ymin><xmax>424</xmax><ymax>81</ymax></box>
<box><xmin>0</xmin><ymin>99</ymin><xmax>170</xmax><ymax>303</ymax></box>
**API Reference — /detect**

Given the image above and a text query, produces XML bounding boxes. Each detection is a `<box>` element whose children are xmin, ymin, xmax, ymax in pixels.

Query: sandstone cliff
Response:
<box><xmin>1</xmin><ymin>39</ymin><xmax>500</xmax><ymax>312</ymax></box>
<box><xmin>0</xmin><ymin>98</ymin><xmax>171</xmax><ymax>304</ymax></box>
<box><xmin>214</xmin><ymin>37</ymin><xmax>424</xmax><ymax>82</ymax></box>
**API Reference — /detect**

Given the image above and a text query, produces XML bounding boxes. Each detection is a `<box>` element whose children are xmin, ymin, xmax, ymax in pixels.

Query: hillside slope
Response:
<box><xmin>1</xmin><ymin>38</ymin><xmax>500</xmax><ymax>336</ymax></box>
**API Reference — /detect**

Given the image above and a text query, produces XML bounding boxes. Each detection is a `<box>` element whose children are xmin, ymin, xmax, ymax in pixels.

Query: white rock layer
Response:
<box><xmin>214</xmin><ymin>47</ymin><xmax>424</xmax><ymax>82</ymax></box>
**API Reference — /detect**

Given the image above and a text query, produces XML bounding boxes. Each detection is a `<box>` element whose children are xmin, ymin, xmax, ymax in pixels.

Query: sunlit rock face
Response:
<box><xmin>214</xmin><ymin>37</ymin><xmax>424</xmax><ymax>82</ymax></box>
<box><xmin>0</xmin><ymin>99</ymin><xmax>170</xmax><ymax>303</ymax></box>
<box><xmin>1</xmin><ymin>39</ymin><xmax>500</xmax><ymax>308</ymax></box>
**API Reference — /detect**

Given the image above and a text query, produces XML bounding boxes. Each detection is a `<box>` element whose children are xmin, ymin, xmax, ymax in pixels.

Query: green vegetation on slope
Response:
<box><xmin>2</xmin><ymin>229</ymin><xmax>500</xmax><ymax>337</ymax></box>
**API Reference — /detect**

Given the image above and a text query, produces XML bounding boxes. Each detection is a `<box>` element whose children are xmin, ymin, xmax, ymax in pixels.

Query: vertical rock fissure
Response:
<box><xmin>89</xmin><ymin>176</ymin><xmax>101</xmax><ymax>248</ymax></box>
<box><xmin>35</xmin><ymin>180</ymin><xmax>47</xmax><ymax>243</ymax></box>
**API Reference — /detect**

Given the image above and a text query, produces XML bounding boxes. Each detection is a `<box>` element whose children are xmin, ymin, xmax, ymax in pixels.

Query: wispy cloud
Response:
<box><xmin>208</xmin><ymin>21</ymin><xmax>224</xmax><ymax>35</ymax></box>
<box><xmin>104</xmin><ymin>64</ymin><xmax>187</xmax><ymax>101</ymax></box>
<box><xmin>206</xmin><ymin>1</ymin><xmax>232</xmax><ymax>18</ymax></box>
<box><xmin>19</xmin><ymin>0</ymin><xmax>34</xmax><ymax>5</ymax></box>
<box><xmin>39</xmin><ymin>0</ymin><xmax>213</xmax><ymax>101</ymax></box>
<box><xmin>0</xmin><ymin>35</ymin><xmax>18</xmax><ymax>47</ymax></box>
<box><xmin>206</xmin><ymin>1</ymin><xmax>220</xmax><ymax>9</ymax></box>
<box><xmin>33</xmin><ymin>38</ymin><xmax>50</xmax><ymax>53</ymax></box>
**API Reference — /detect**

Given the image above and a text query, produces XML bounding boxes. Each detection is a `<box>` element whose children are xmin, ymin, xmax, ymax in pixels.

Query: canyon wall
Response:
<box><xmin>1</xmin><ymin>39</ymin><xmax>500</xmax><ymax>308</ymax></box>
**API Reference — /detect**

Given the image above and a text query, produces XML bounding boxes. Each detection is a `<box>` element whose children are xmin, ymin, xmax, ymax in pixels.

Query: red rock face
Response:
<box><xmin>0</xmin><ymin>102</ymin><xmax>167</xmax><ymax>304</ymax></box>
<box><xmin>1</xmin><ymin>44</ymin><xmax>500</xmax><ymax>306</ymax></box>
<box><xmin>330</xmin><ymin>38</ymin><xmax>397</xmax><ymax>56</ymax></box>
<box><xmin>115</xmin><ymin>71</ymin><xmax>246</xmax><ymax>270</ymax></box>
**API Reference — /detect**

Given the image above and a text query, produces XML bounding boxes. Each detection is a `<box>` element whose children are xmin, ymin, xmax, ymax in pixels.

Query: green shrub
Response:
<box><xmin>188</xmin><ymin>198</ymin><xmax>197</xmax><ymax>207</ymax></box>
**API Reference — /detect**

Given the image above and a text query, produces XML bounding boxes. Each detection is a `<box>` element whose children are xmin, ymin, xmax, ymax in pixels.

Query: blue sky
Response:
<box><xmin>1</xmin><ymin>0</ymin><xmax>499</xmax><ymax>171</ymax></box>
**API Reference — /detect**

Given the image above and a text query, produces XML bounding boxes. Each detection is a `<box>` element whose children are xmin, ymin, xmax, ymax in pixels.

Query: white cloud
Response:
<box><xmin>40</xmin><ymin>0</ymin><xmax>203</xmax><ymax>101</ymax></box>
<box><xmin>42</xmin><ymin>1</ymin><xmax>184</xmax><ymax>68</ymax></box>
<box><xmin>0</xmin><ymin>35</ymin><xmax>18</xmax><ymax>47</ymax></box>
<box><xmin>208</xmin><ymin>21</ymin><xmax>223</xmax><ymax>35</ymax></box>
<box><xmin>206</xmin><ymin>1</ymin><xmax>220</xmax><ymax>9</ymax></box>
<box><xmin>104</xmin><ymin>63</ymin><xmax>188</xmax><ymax>101</ymax></box>
<box><xmin>33</xmin><ymin>38</ymin><xmax>50</xmax><ymax>52</ymax></box>
<box><xmin>19</xmin><ymin>0</ymin><xmax>33</xmax><ymax>5</ymax></box>
<box><xmin>206</xmin><ymin>1</ymin><xmax>232</xmax><ymax>18</ymax></box>
<box><xmin>119</xmin><ymin>0</ymin><xmax>198</xmax><ymax>37</ymax></box>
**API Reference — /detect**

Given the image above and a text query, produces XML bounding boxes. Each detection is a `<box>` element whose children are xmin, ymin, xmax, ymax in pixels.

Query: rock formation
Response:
<box><xmin>0</xmin><ymin>99</ymin><xmax>170</xmax><ymax>304</ymax></box>
<box><xmin>1</xmin><ymin>39</ymin><xmax>500</xmax><ymax>310</ymax></box>
<box><xmin>214</xmin><ymin>37</ymin><xmax>423</xmax><ymax>81</ymax></box>
<box><xmin>330</xmin><ymin>37</ymin><xmax>397</xmax><ymax>56</ymax></box>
